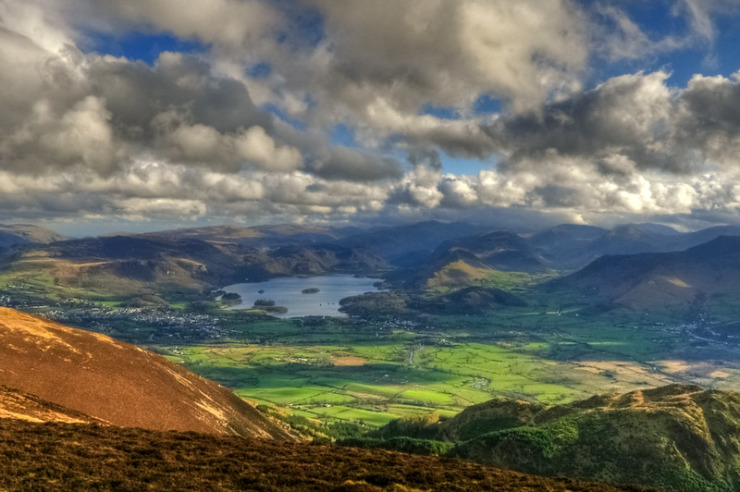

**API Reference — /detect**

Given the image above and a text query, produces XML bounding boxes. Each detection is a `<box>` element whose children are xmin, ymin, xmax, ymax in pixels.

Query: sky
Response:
<box><xmin>3</xmin><ymin>0</ymin><xmax>740</xmax><ymax>235</ymax></box>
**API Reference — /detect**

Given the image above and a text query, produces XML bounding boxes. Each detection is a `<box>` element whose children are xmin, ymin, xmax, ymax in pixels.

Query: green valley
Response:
<box><xmin>137</xmin><ymin>303</ymin><xmax>740</xmax><ymax>429</ymax></box>
<box><xmin>3</xmin><ymin>220</ymin><xmax>740</xmax><ymax>491</ymax></box>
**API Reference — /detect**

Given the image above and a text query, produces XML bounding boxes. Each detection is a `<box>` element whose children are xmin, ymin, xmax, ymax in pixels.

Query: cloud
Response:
<box><xmin>309</xmin><ymin>146</ymin><xmax>403</xmax><ymax>182</ymax></box>
<box><xmin>206</xmin><ymin>0</ymin><xmax>593</xmax><ymax>161</ymax></box>
<box><xmin>85</xmin><ymin>0</ymin><xmax>281</xmax><ymax>51</ymax></box>
<box><xmin>486</xmin><ymin>71</ymin><xmax>679</xmax><ymax>172</ymax></box>
<box><xmin>593</xmin><ymin>5</ymin><xmax>688</xmax><ymax>61</ymax></box>
<box><xmin>4</xmin><ymin>0</ymin><xmax>740</xmax><ymax>232</ymax></box>
<box><xmin>304</xmin><ymin>0</ymin><xmax>588</xmax><ymax>115</ymax></box>
<box><xmin>486</xmin><ymin>68</ymin><xmax>740</xmax><ymax>177</ymax></box>
<box><xmin>678</xmin><ymin>0</ymin><xmax>740</xmax><ymax>42</ymax></box>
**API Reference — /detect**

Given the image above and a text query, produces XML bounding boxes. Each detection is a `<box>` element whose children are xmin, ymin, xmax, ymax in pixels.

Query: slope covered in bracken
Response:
<box><xmin>0</xmin><ymin>307</ymin><xmax>292</xmax><ymax>439</ymax></box>
<box><xmin>0</xmin><ymin>418</ymin><xmax>633</xmax><ymax>491</ymax></box>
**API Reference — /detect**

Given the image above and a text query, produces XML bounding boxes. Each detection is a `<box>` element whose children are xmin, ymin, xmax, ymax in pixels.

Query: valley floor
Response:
<box><xmin>153</xmin><ymin>307</ymin><xmax>740</xmax><ymax>428</ymax></box>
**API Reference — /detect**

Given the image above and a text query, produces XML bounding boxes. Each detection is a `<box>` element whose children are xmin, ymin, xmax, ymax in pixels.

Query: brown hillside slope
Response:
<box><xmin>0</xmin><ymin>307</ymin><xmax>292</xmax><ymax>440</ymax></box>
<box><xmin>0</xmin><ymin>385</ymin><xmax>101</xmax><ymax>425</ymax></box>
<box><xmin>0</xmin><ymin>419</ymin><xmax>634</xmax><ymax>491</ymax></box>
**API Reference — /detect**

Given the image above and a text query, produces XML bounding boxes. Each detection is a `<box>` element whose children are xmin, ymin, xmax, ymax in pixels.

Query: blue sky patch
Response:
<box><xmin>83</xmin><ymin>30</ymin><xmax>207</xmax><ymax>65</ymax></box>
<box><xmin>421</xmin><ymin>104</ymin><xmax>460</xmax><ymax>120</ymax></box>
<box><xmin>330</xmin><ymin>124</ymin><xmax>357</xmax><ymax>147</ymax></box>
<box><xmin>441</xmin><ymin>152</ymin><xmax>496</xmax><ymax>176</ymax></box>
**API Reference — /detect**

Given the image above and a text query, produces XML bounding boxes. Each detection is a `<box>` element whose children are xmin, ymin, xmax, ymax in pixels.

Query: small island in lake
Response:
<box><xmin>220</xmin><ymin>292</ymin><xmax>242</xmax><ymax>306</ymax></box>
<box><xmin>252</xmin><ymin>298</ymin><xmax>288</xmax><ymax>314</ymax></box>
<box><xmin>302</xmin><ymin>287</ymin><xmax>320</xmax><ymax>294</ymax></box>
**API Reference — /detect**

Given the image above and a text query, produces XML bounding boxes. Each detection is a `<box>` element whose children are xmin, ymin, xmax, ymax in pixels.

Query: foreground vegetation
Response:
<box><xmin>0</xmin><ymin>419</ymin><xmax>629</xmax><ymax>491</ymax></box>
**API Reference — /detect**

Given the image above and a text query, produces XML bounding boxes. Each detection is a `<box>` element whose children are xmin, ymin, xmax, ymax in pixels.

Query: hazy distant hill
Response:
<box><xmin>33</xmin><ymin>234</ymin><xmax>247</xmax><ymax>295</ymax></box>
<box><xmin>373</xmin><ymin>384</ymin><xmax>740</xmax><ymax>491</ymax></box>
<box><xmin>0</xmin><ymin>224</ymin><xmax>64</xmax><ymax>249</ymax></box>
<box><xmin>4</xmin><ymin>220</ymin><xmax>740</xmax><ymax>301</ymax></box>
<box><xmin>140</xmin><ymin>223</ymin><xmax>347</xmax><ymax>247</ymax></box>
<box><xmin>557</xmin><ymin>235</ymin><xmax>740</xmax><ymax>310</ymax></box>
<box><xmin>533</xmin><ymin>223</ymin><xmax>740</xmax><ymax>270</ymax></box>
<box><xmin>0</xmin><ymin>307</ymin><xmax>292</xmax><ymax>439</ymax></box>
<box><xmin>383</xmin><ymin>221</ymin><xmax>740</xmax><ymax>291</ymax></box>
<box><xmin>239</xmin><ymin>243</ymin><xmax>389</xmax><ymax>281</ymax></box>
<box><xmin>339</xmin><ymin>220</ymin><xmax>489</xmax><ymax>266</ymax></box>
<box><xmin>435</xmin><ymin>231</ymin><xmax>549</xmax><ymax>272</ymax></box>
<box><xmin>391</xmin><ymin>230</ymin><xmax>549</xmax><ymax>289</ymax></box>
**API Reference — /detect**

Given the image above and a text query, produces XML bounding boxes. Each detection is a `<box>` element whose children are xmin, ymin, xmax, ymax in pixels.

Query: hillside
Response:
<box><xmin>0</xmin><ymin>231</ymin><xmax>386</xmax><ymax>300</ymax></box>
<box><xmin>339</xmin><ymin>221</ymin><xmax>489</xmax><ymax>266</ymax></box>
<box><xmin>532</xmin><ymin>223</ymin><xmax>740</xmax><ymax>270</ymax></box>
<box><xmin>0</xmin><ymin>307</ymin><xmax>292</xmax><ymax>439</ymax></box>
<box><xmin>0</xmin><ymin>224</ymin><xmax>64</xmax><ymax>249</ymax></box>
<box><xmin>0</xmin><ymin>385</ymin><xmax>101</xmax><ymax>424</ymax></box>
<box><xmin>391</xmin><ymin>230</ymin><xmax>549</xmax><ymax>290</ymax></box>
<box><xmin>140</xmin><ymin>223</ymin><xmax>346</xmax><ymax>247</ymax></box>
<box><xmin>0</xmin><ymin>418</ymin><xmax>631</xmax><ymax>491</ymax></box>
<box><xmin>239</xmin><ymin>243</ymin><xmax>389</xmax><ymax>281</ymax></box>
<box><xmin>556</xmin><ymin>236</ymin><xmax>740</xmax><ymax>310</ymax></box>
<box><xmin>374</xmin><ymin>384</ymin><xmax>740</xmax><ymax>491</ymax></box>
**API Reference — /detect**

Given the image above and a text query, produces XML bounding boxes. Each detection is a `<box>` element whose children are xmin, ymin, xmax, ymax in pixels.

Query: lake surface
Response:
<box><xmin>222</xmin><ymin>275</ymin><xmax>382</xmax><ymax>318</ymax></box>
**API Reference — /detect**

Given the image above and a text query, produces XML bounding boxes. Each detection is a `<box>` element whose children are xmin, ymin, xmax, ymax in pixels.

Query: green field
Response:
<box><xmin>155</xmin><ymin>305</ymin><xmax>740</xmax><ymax>427</ymax></box>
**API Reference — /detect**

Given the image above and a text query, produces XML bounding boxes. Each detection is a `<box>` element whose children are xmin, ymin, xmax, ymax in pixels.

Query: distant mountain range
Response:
<box><xmin>0</xmin><ymin>225</ymin><xmax>387</xmax><ymax>299</ymax></box>
<box><xmin>3</xmin><ymin>219</ymin><xmax>740</xmax><ymax>311</ymax></box>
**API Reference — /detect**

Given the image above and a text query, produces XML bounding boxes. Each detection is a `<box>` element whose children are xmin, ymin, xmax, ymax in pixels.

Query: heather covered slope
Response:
<box><xmin>0</xmin><ymin>418</ymin><xmax>632</xmax><ymax>491</ymax></box>
<box><xmin>0</xmin><ymin>307</ymin><xmax>292</xmax><ymax>439</ymax></box>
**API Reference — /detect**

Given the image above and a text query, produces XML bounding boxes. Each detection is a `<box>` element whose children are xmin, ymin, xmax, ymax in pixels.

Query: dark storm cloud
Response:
<box><xmin>407</xmin><ymin>148</ymin><xmax>442</xmax><ymax>172</ymax></box>
<box><xmin>309</xmin><ymin>146</ymin><xmax>404</xmax><ymax>182</ymax></box>
<box><xmin>486</xmin><ymin>70</ymin><xmax>740</xmax><ymax>179</ymax></box>
<box><xmin>486</xmin><ymin>72</ymin><xmax>680</xmax><ymax>173</ymax></box>
<box><xmin>89</xmin><ymin>53</ymin><xmax>272</xmax><ymax>135</ymax></box>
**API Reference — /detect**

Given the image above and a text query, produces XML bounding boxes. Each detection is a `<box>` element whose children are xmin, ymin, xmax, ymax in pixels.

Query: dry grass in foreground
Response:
<box><xmin>0</xmin><ymin>418</ymin><xmax>640</xmax><ymax>491</ymax></box>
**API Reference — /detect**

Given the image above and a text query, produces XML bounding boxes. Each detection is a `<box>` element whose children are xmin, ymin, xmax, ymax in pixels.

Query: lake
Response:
<box><xmin>222</xmin><ymin>275</ymin><xmax>382</xmax><ymax>318</ymax></box>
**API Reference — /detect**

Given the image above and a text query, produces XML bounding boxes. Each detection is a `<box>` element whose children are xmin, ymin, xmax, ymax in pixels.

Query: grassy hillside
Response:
<box><xmin>557</xmin><ymin>236</ymin><xmax>740</xmax><ymax>311</ymax></box>
<box><xmin>370</xmin><ymin>384</ymin><xmax>740</xmax><ymax>491</ymax></box>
